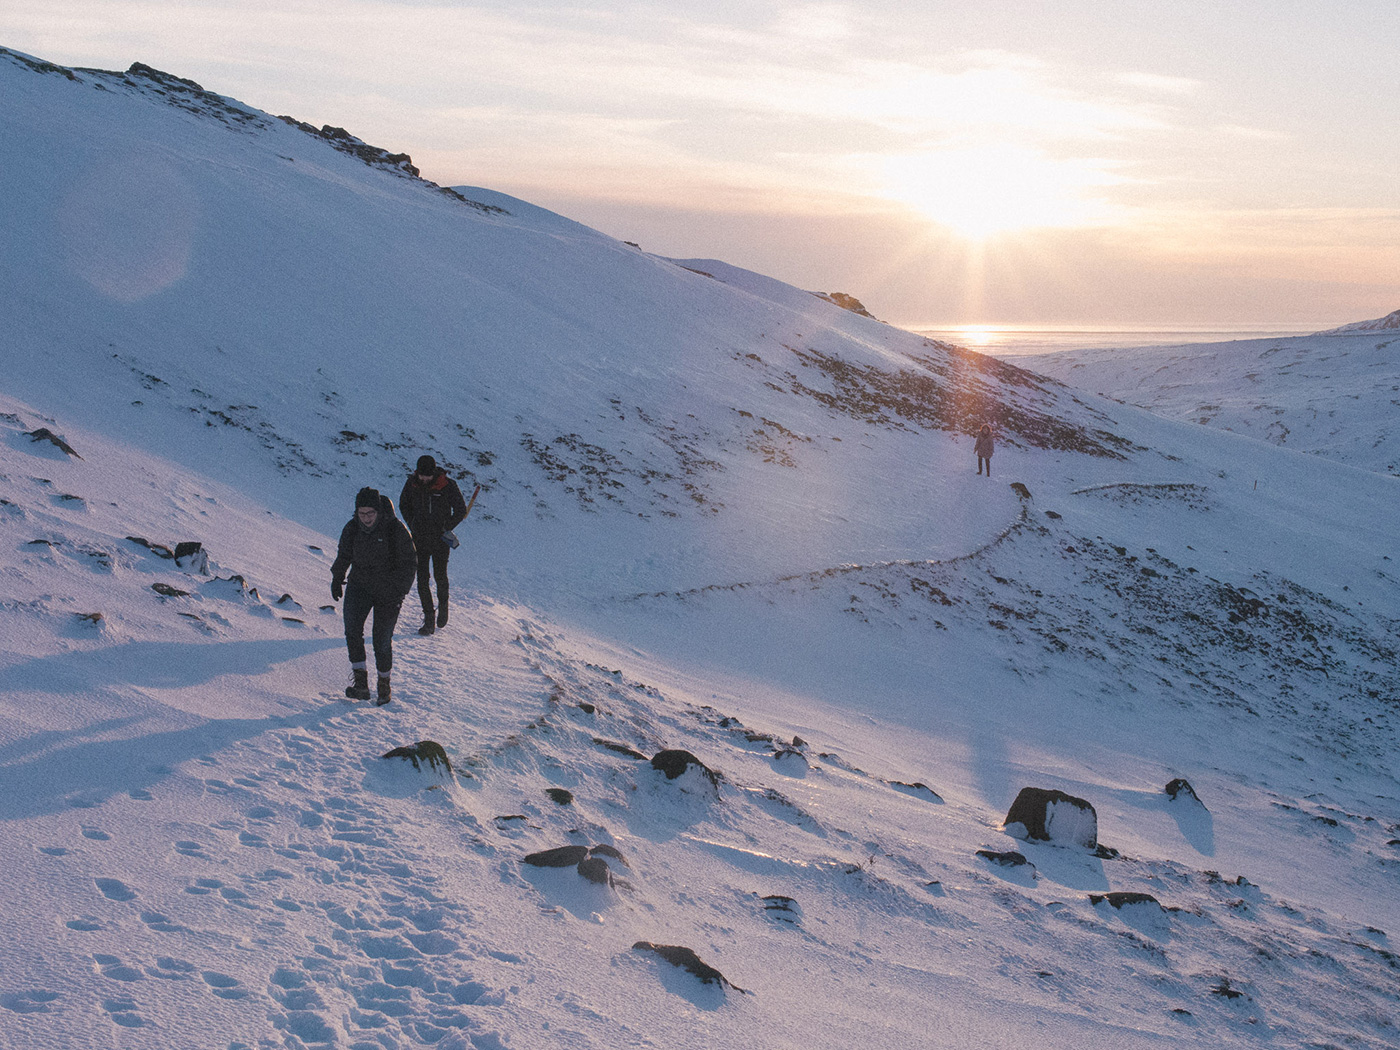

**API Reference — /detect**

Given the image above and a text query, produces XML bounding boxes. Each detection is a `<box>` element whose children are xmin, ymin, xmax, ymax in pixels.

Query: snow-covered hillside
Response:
<box><xmin>2</xmin><ymin>48</ymin><xmax>1398</xmax><ymax>1050</ymax></box>
<box><xmin>1012</xmin><ymin>325</ymin><xmax>1400</xmax><ymax>476</ymax></box>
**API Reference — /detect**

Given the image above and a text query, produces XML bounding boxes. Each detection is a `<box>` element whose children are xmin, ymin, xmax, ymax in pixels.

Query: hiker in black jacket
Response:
<box><xmin>331</xmin><ymin>487</ymin><xmax>416</xmax><ymax>704</ymax></box>
<box><xmin>399</xmin><ymin>455</ymin><xmax>468</xmax><ymax>635</ymax></box>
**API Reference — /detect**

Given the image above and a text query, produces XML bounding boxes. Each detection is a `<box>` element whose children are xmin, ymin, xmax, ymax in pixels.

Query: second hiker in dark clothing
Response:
<box><xmin>331</xmin><ymin>487</ymin><xmax>416</xmax><ymax>704</ymax></box>
<box><xmin>974</xmin><ymin>424</ymin><xmax>995</xmax><ymax>477</ymax></box>
<box><xmin>399</xmin><ymin>454</ymin><xmax>468</xmax><ymax>635</ymax></box>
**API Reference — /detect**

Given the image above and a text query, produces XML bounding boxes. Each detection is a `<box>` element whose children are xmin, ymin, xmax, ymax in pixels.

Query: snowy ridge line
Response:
<box><xmin>0</xmin><ymin>46</ymin><xmax>508</xmax><ymax>216</ymax></box>
<box><xmin>622</xmin><ymin>500</ymin><xmax>1033</xmax><ymax>601</ymax></box>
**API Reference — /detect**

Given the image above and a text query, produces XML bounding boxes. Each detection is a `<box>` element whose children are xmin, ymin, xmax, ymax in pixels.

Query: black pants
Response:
<box><xmin>343</xmin><ymin>585</ymin><xmax>403</xmax><ymax>673</ymax></box>
<box><xmin>415</xmin><ymin>541</ymin><xmax>450</xmax><ymax>618</ymax></box>
<box><xmin>977</xmin><ymin>456</ymin><xmax>991</xmax><ymax>476</ymax></box>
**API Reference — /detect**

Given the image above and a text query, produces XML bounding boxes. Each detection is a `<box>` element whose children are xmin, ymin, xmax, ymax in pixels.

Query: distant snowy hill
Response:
<box><xmin>1318</xmin><ymin>308</ymin><xmax>1400</xmax><ymax>334</ymax></box>
<box><xmin>1013</xmin><ymin>328</ymin><xmax>1400</xmax><ymax>476</ymax></box>
<box><xmin>2</xmin><ymin>47</ymin><xmax>1398</xmax><ymax>1050</ymax></box>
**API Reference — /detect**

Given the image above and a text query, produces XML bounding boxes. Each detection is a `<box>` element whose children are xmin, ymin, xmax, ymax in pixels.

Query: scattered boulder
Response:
<box><xmin>1045</xmin><ymin>510</ymin><xmax>1062</xmax><ymax>519</ymax></box>
<box><xmin>1090</xmin><ymin>891</ymin><xmax>1161</xmax><ymax>910</ymax></box>
<box><xmin>151</xmin><ymin>582</ymin><xmax>189</xmax><ymax>597</ymax></box>
<box><xmin>523</xmin><ymin>845</ymin><xmax>590</xmax><ymax>868</ymax></box>
<box><xmin>633</xmin><ymin>942</ymin><xmax>743</xmax><ymax>991</ymax></box>
<box><xmin>592</xmin><ymin>738</ymin><xmax>646</xmax><ymax>760</ymax></box>
<box><xmin>1165</xmin><ymin>778</ymin><xmax>1203</xmax><ymax>805</ymax></box>
<box><xmin>762</xmin><ymin>895</ymin><xmax>803</xmax><ymax>922</ymax></box>
<box><xmin>74</xmin><ymin>612</ymin><xmax>103</xmax><ymax>624</ymax></box>
<box><xmin>174</xmin><ymin>541</ymin><xmax>209</xmax><ymax>574</ymax></box>
<box><xmin>976</xmin><ymin>848</ymin><xmax>1032</xmax><ymax>868</ymax></box>
<box><xmin>523</xmin><ymin>843</ymin><xmax>629</xmax><ymax>886</ymax></box>
<box><xmin>381</xmin><ymin>740</ymin><xmax>452</xmax><ymax>776</ymax></box>
<box><xmin>1010</xmin><ymin>482</ymin><xmax>1032</xmax><ymax>500</ymax></box>
<box><xmin>588</xmin><ymin>844</ymin><xmax>628</xmax><ymax>866</ymax></box>
<box><xmin>545</xmin><ymin>788</ymin><xmax>574</xmax><ymax>806</ymax></box>
<box><xmin>127</xmin><ymin>536</ymin><xmax>175</xmax><ymax>559</ymax></box>
<box><xmin>651</xmin><ymin>749</ymin><xmax>718</xmax><ymax>786</ymax></box>
<box><xmin>27</xmin><ymin>428</ymin><xmax>80</xmax><ymax>458</ymax></box>
<box><xmin>577</xmin><ymin>857</ymin><xmax>613</xmax><ymax>885</ymax></box>
<box><xmin>1004</xmin><ymin>787</ymin><xmax>1099</xmax><ymax>850</ymax></box>
<box><xmin>891</xmin><ymin>781</ymin><xmax>944</xmax><ymax>803</ymax></box>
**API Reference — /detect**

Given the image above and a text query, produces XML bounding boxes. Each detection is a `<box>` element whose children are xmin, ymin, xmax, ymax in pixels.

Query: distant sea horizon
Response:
<box><xmin>906</xmin><ymin>323</ymin><xmax>1324</xmax><ymax>357</ymax></box>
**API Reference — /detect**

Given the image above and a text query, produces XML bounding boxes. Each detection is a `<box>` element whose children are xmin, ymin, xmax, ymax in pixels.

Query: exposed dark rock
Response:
<box><xmin>762</xmin><ymin>895</ymin><xmax>803</xmax><ymax>922</ymax></box>
<box><xmin>976</xmin><ymin>848</ymin><xmax>1032</xmax><ymax>868</ymax></box>
<box><xmin>1045</xmin><ymin>510</ymin><xmax>1062</xmax><ymax>519</ymax></box>
<box><xmin>127</xmin><ymin>536</ymin><xmax>175</xmax><ymax>559</ymax></box>
<box><xmin>27</xmin><ymin>428</ymin><xmax>80</xmax><ymax>457</ymax></box>
<box><xmin>1165</xmin><ymin>778</ymin><xmax>1203</xmax><ymax>805</ymax></box>
<box><xmin>523</xmin><ymin>845</ymin><xmax>589</xmax><ymax>868</ymax></box>
<box><xmin>151</xmin><ymin>582</ymin><xmax>189</xmax><ymax>597</ymax></box>
<box><xmin>74</xmin><ymin>612</ymin><xmax>103</xmax><ymax>624</ymax></box>
<box><xmin>1004</xmin><ymin>787</ymin><xmax>1099</xmax><ymax>850</ymax></box>
<box><xmin>174</xmin><ymin>542</ymin><xmax>209</xmax><ymax>574</ymax></box>
<box><xmin>1090</xmin><ymin>891</ymin><xmax>1161</xmax><ymax>909</ymax></box>
<box><xmin>1010</xmin><ymin>482</ymin><xmax>1032</xmax><ymax>500</ymax></box>
<box><xmin>545</xmin><ymin>788</ymin><xmax>574</xmax><ymax>806</ymax></box>
<box><xmin>651</xmin><ymin>749</ymin><xmax>718</xmax><ymax>785</ymax></box>
<box><xmin>592</xmin><ymin>738</ymin><xmax>647</xmax><ymax>759</ymax></box>
<box><xmin>577</xmin><ymin>702</ymin><xmax>596</xmax><ymax>714</ymax></box>
<box><xmin>577</xmin><ymin>857</ymin><xmax>613</xmax><ymax>885</ymax></box>
<box><xmin>588</xmin><ymin>844</ymin><xmax>628</xmax><ymax>866</ymax></box>
<box><xmin>632</xmin><ymin>942</ymin><xmax>743</xmax><ymax>991</ymax></box>
<box><xmin>818</xmin><ymin>291</ymin><xmax>877</xmax><ymax>319</ymax></box>
<box><xmin>381</xmin><ymin>740</ymin><xmax>452</xmax><ymax>775</ymax></box>
<box><xmin>891</xmin><ymin>781</ymin><xmax>944</xmax><ymax>803</ymax></box>
<box><xmin>1212</xmin><ymin>978</ymin><xmax>1245</xmax><ymax>1000</ymax></box>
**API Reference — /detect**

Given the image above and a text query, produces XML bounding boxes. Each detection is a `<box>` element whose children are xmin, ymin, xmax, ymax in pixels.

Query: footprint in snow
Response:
<box><xmin>202</xmin><ymin>971</ymin><xmax>249</xmax><ymax>1000</ymax></box>
<box><xmin>66</xmin><ymin>916</ymin><xmax>104</xmax><ymax>931</ymax></box>
<box><xmin>151</xmin><ymin>957</ymin><xmax>197</xmax><ymax>980</ymax></box>
<box><xmin>101</xmin><ymin>996</ymin><xmax>146</xmax><ymax>1028</ymax></box>
<box><xmin>93</xmin><ymin>954</ymin><xmax>144</xmax><ymax>982</ymax></box>
<box><xmin>94</xmin><ymin>878</ymin><xmax>136</xmax><ymax>901</ymax></box>
<box><xmin>174</xmin><ymin>840</ymin><xmax>207</xmax><ymax>857</ymax></box>
<box><xmin>0</xmin><ymin>990</ymin><xmax>62</xmax><ymax>1014</ymax></box>
<box><xmin>82</xmin><ymin>827</ymin><xmax>111</xmax><ymax>841</ymax></box>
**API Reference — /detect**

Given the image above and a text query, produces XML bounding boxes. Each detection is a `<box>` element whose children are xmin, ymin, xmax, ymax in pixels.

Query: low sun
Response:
<box><xmin>878</xmin><ymin>144</ymin><xmax>1117</xmax><ymax>240</ymax></box>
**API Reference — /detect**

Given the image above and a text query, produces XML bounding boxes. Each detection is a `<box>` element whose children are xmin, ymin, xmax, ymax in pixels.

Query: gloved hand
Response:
<box><xmin>331</xmin><ymin>578</ymin><xmax>344</xmax><ymax>601</ymax></box>
<box><xmin>442</xmin><ymin>530</ymin><xmax>459</xmax><ymax>549</ymax></box>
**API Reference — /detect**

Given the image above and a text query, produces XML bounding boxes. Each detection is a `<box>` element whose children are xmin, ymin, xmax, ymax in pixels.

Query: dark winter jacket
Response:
<box><xmin>331</xmin><ymin>494</ymin><xmax>417</xmax><ymax>600</ymax></box>
<box><xmin>398</xmin><ymin>469</ymin><xmax>468</xmax><ymax>545</ymax></box>
<box><xmin>974</xmin><ymin>429</ymin><xmax>995</xmax><ymax>458</ymax></box>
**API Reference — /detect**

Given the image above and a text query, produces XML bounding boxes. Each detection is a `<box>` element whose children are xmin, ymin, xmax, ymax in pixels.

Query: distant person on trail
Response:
<box><xmin>331</xmin><ymin>487</ymin><xmax>416</xmax><ymax>704</ymax></box>
<box><xmin>974</xmin><ymin>424</ymin><xmax>995</xmax><ymax>477</ymax></box>
<box><xmin>399</xmin><ymin>454</ymin><xmax>468</xmax><ymax>636</ymax></box>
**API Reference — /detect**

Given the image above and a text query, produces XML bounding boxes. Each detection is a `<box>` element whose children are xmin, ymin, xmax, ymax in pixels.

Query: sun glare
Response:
<box><xmin>878</xmin><ymin>144</ymin><xmax>1118</xmax><ymax>240</ymax></box>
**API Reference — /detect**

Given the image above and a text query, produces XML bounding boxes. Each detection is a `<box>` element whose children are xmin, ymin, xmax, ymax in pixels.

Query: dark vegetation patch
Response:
<box><xmin>776</xmin><ymin>345</ymin><xmax>1138</xmax><ymax>458</ymax></box>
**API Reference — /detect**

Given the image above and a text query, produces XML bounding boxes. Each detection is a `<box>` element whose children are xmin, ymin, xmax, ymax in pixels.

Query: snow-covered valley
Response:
<box><xmin>1</xmin><ymin>47</ymin><xmax>1397</xmax><ymax>1050</ymax></box>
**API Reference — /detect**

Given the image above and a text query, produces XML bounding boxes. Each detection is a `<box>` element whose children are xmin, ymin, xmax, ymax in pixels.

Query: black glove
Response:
<box><xmin>331</xmin><ymin>578</ymin><xmax>343</xmax><ymax>601</ymax></box>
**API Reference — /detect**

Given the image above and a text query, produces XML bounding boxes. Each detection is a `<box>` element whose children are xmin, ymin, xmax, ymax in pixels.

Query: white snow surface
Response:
<box><xmin>1012</xmin><ymin>329</ymin><xmax>1400</xmax><ymax>476</ymax></box>
<box><xmin>2</xmin><ymin>48</ymin><xmax>1398</xmax><ymax>1050</ymax></box>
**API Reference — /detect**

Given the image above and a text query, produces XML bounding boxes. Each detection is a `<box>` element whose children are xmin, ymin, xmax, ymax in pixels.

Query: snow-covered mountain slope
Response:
<box><xmin>1012</xmin><ymin>329</ymin><xmax>1400</xmax><ymax>476</ymax></box>
<box><xmin>2</xmin><ymin>47</ymin><xmax>1398</xmax><ymax>1050</ymax></box>
<box><xmin>1319</xmin><ymin>308</ymin><xmax>1400</xmax><ymax>334</ymax></box>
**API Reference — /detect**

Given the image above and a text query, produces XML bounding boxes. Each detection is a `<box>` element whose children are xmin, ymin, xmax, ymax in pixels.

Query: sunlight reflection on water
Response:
<box><xmin>911</xmin><ymin>325</ymin><xmax>1319</xmax><ymax>357</ymax></box>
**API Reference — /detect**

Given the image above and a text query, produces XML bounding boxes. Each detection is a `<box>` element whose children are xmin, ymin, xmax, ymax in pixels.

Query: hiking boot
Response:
<box><xmin>418</xmin><ymin>620</ymin><xmax>435</xmax><ymax>636</ymax></box>
<box><xmin>375</xmin><ymin>676</ymin><xmax>392</xmax><ymax>705</ymax></box>
<box><xmin>437</xmin><ymin>604</ymin><xmax>448</xmax><ymax>628</ymax></box>
<box><xmin>345</xmin><ymin>667</ymin><xmax>371</xmax><ymax>701</ymax></box>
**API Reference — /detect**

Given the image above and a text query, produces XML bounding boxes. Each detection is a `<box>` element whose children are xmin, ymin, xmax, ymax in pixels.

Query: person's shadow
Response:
<box><xmin>0</xmin><ymin>638</ymin><xmax>341</xmax><ymax>819</ymax></box>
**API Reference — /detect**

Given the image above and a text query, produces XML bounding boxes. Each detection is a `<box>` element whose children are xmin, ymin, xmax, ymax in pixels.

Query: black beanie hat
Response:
<box><xmin>356</xmin><ymin>486</ymin><xmax>381</xmax><ymax>509</ymax></box>
<box><xmin>416</xmin><ymin>454</ymin><xmax>437</xmax><ymax>474</ymax></box>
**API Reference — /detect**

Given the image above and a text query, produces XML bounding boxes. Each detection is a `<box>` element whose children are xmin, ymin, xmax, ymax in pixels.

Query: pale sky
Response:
<box><xmin>5</xmin><ymin>1</ymin><xmax>1398</xmax><ymax>326</ymax></box>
